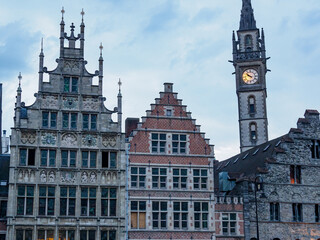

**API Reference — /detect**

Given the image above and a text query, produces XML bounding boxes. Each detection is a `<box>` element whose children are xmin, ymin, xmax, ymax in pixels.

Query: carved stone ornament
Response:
<box><xmin>83</xmin><ymin>97</ymin><xmax>99</xmax><ymax>111</ymax></box>
<box><xmin>21</xmin><ymin>131</ymin><xmax>36</xmax><ymax>144</ymax></box>
<box><xmin>41</xmin><ymin>133</ymin><xmax>57</xmax><ymax>145</ymax></box>
<box><xmin>63</xmin><ymin>96</ymin><xmax>78</xmax><ymax>109</ymax></box>
<box><xmin>89</xmin><ymin>172</ymin><xmax>97</xmax><ymax>183</ymax></box>
<box><xmin>42</xmin><ymin>95</ymin><xmax>58</xmax><ymax>109</ymax></box>
<box><xmin>17</xmin><ymin>169</ymin><xmax>35</xmax><ymax>183</ymax></box>
<box><xmin>61</xmin><ymin>172</ymin><xmax>76</xmax><ymax>183</ymax></box>
<box><xmin>81</xmin><ymin>172</ymin><xmax>88</xmax><ymax>183</ymax></box>
<box><xmin>102</xmin><ymin>135</ymin><xmax>117</xmax><ymax>148</ymax></box>
<box><xmin>61</xmin><ymin>133</ymin><xmax>77</xmax><ymax>147</ymax></box>
<box><xmin>82</xmin><ymin>134</ymin><xmax>97</xmax><ymax>147</ymax></box>
<box><xmin>48</xmin><ymin>171</ymin><xmax>55</xmax><ymax>183</ymax></box>
<box><xmin>63</xmin><ymin>60</ymin><xmax>80</xmax><ymax>73</ymax></box>
<box><xmin>40</xmin><ymin>171</ymin><xmax>47</xmax><ymax>183</ymax></box>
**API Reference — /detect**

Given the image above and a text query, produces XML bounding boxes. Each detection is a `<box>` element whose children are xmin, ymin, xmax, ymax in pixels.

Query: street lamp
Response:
<box><xmin>254</xmin><ymin>176</ymin><xmax>267</xmax><ymax>240</ymax></box>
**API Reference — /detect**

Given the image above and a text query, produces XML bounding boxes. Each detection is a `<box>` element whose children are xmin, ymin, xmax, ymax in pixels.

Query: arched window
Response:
<box><xmin>248</xmin><ymin>96</ymin><xmax>256</xmax><ymax>114</ymax></box>
<box><xmin>245</xmin><ymin>35</ymin><xmax>253</xmax><ymax>51</ymax></box>
<box><xmin>250</xmin><ymin>122</ymin><xmax>257</xmax><ymax>141</ymax></box>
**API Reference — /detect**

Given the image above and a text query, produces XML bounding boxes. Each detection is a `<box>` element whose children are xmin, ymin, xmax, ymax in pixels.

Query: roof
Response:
<box><xmin>216</xmin><ymin>135</ymin><xmax>287</xmax><ymax>178</ymax></box>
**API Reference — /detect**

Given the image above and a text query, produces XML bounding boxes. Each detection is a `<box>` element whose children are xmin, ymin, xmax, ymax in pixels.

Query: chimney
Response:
<box><xmin>164</xmin><ymin>83</ymin><xmax>173</xmax><ymax>93</ymax></box>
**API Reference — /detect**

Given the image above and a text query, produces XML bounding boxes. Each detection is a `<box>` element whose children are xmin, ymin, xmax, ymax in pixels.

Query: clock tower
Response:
<box><xmin>232</xmin><ymin>0</ymin><xmax>269</xmax><ymax>152</ymax></box>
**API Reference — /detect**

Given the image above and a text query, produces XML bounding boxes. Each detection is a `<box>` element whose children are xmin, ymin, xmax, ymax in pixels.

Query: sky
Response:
<box><xmin>0</xmin><ymin>0</ymin><xmax>319</xmax><ymax>160</ymax></box>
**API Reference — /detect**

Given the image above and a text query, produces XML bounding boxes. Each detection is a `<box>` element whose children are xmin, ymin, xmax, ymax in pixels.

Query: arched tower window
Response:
<box><xmin>273</xmin><ymin>238</ymin><xmax>281</xmax><ymax>240</ymax></box>
<box><xmin>250</xmin><ymin>122</ymin><xmax>257</xmax><ymax>141</ymax></box>
<box><xmin>248</xmin><ymin>96</ymin><xmax>256</xmax><ymax>115</ymax></box>
<box><xmin>245</xmin><ymin>35</ymin><xmax>253</xmax><ymax>51</ymax></box>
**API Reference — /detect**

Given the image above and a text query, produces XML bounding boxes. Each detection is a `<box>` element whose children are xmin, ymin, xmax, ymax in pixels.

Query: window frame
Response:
<box><xmin>249</xmin><ymin>122</ymin><xmax>257</xmax><ymax>142</ymax></box>
<box><xmin>42</xmin><ymin>111</ymin><xmax>57</xmax><ymax>129</ymax></box>
<box><xmin>16</xmin><ymin>229</ymin><xmax>33</xmax><ymax>240</ymax></box>
<box><xmin>131</xmin><ymin>167</ymin><xmax>146</xmax><ymax>188</ymax></box>
<box><xmin>130</xmin><ymin>201</ymin><xmax>146</xmax><ymax>229</ymax></box>
<box><xmin>38</xmin><ymin>229</ymin><xmax>54</xmax><ymax>240</ymax></box>
<box><xmin>59</xmin><ymin>229</ymin><xmax>75</xmax><ymax>240</ymax></box>
<box><xmin>151</xmin><ymin>133</ymin><xmax>166</xmax><ymax>153</ymax></box>
<box><xmin>101</xmin><ymin>188</ymin><xmax>117</xmax><ymax>217</ymax></box>
<box><xmin>80</xmin><ymin>230</ymin><xmax>96</xmax><ymax>240</ymax></box>
<box><xmin>311</xmin><ymin>139</ymin><xmax>320</xmax><ymax>159</ymax></box>
<box><xmin>60</xmin><ymin>187</ymin><xmax>76</xmax><ymax>216</ymax></box>
<box><xmin>62</xmin><ymin>112</ymin><xmax>78</xmax><ymax>130</ymax></box>
<box><xmin>290</xmin><ymin>165</ymin><xmax>301</xmax><ymax>184</ymax></box>
<box><xmin>19</xmin><ymin>148</ymin><xmax>35</xmax><ymax>166</ymax></box>
<box><xmin>248</xmin><ymin>96</ymin><xmax>256</xmax><ymax>115</ymax></box>
<box><xmin>61</xmin><ymin>150</ymin><xmax>77</xmax><ymax>167</ymax></box>
<box><xmin>194</xmin><ymin>202</ymin><xmax>209</xmax><ymax>229</ymax></box>
<box><xmin>17</xmin><ymin>185</ymin><xmax>34</xmax><ymax>216</ymax></box>
<box><xmin>292</xmin><ymin>203</ymin><xmax>303</xmax><ymax>222</ymax></box>
<box><xmin>82</xmin><ymin>151</ymin><xmax>97</xmax><ymax>168</ymax></box>
<box><xmin>38</xmin><ymin>186</ymin><xmax>55</xmax><ymax>216</ymax></box>
<box><xmin>152</xmin><ymin>201</ymin><xmax>167</xmax><ymax>229</ymax></box>
<box><xmin>270</xmin><ymin>202</ymin><xmax>280</xmax><ymax>221</ymax></box>
<box><xmin>152</xmin><ymin>168</ymin><xmax>167</xmax><ymax>189</ymax></box>
<box><xmin>101</xmin><ymin>230</ymin><xmax>116</xmax><ymax>240</ymax></box>
<box><xmin>172</xmin><ymin>134</ymin><xmax>187</xmax><ymax>154</ymax></box>
<box><xmin>81</xmin><ymin>187</ymin><xmax>96</xmax><ymax>216</ymax></box>
<box><xmin>64</xmin><ymin>76</ymin><xmax>78</xmax><ymax>93</ymax></box>
<box><xmin>40</xmin><ymin>149</ymin><xmax>56</xmax><ymax>167</ymax></box>
<box><xmin>82</xmin><ymin>113</ymin><xmax>97</xmax><ymax>131</ymax></box>
<box><xmin>102</xmin><ymin>151</ymin><xmax>117</xmax><ymax>168</ymax></box>
<box><xmin>173</xmin><ymin>201</ymin><xmax>188</xmax><ymax>229</ymax></box>
<box><xmin>193</xmin><ymin>169</ymin><xmax>208</xmax><ymax>190</ymax></box>
<box><xmin>222</xmin><ymin>212</ymin><xmax>237</xmax><ymax>236</ymax></box>
<box><xmin>173</xmin><ymin>168</ymin><xmax>188</xmax><ymax>189</ymax></box>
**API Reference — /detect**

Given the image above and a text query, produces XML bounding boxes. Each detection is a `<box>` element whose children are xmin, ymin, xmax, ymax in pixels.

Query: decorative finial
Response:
<box><xmin>118</xmin><ymin>78</ymin><xmax>122</xmax><ymax>93</ymax></box>
<box><xmin>81</xmin><ymin>8</ymin><xmax>85</xmax><ymax>22</ymax></box>
<box><xmin>18</xmin><ymin>72</ymin><xmax>22</xmax><ymax>88</ymax></box>
<box><xmin>70</xmin><ymin>23</ymin><xmax>75</xmax><ymax>32</ymax></box>
<box><xmin>61</xmin><ymin>7</ymin><xmax>65</xmax><ymax>20</ymax></box>
<box><xmin>41</xmin><ymin>38</ymin><xmax>43</xmax><ymax>52</ymax></box>
<box><xmin>99</xmin><ymin>43</ymin><xmax>103</xmax><ymax>56</ymax></box>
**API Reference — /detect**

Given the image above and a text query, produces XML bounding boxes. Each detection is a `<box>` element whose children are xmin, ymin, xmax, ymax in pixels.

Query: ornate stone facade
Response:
<box><xmin>7</xmin><ymin>11</ymin><xmax>125</xmax><ymax>240</ymax></box>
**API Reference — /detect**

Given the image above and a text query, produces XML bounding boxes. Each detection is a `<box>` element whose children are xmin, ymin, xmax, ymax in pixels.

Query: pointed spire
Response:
<box><xmin>99</xmin><ymin>43</ymin><xmax>103</xmax><ymax>59</ymax></box>
<box><xmin>39</xmin><ymin>38</ymin><xmax>44</xmax><ymax>90</ymax></box>
<box><xmin>81</xmin><ymin>8</ymin><xmax>85</xmax><ymax>24</ymax></box>
<box><xmin>40</xmin><ymin>38</ymin><xmax>44</xmax><ymax>55</ymax></box>
<box><xmin>18</xmin><ymin>72</ymin><xmax>22</xmax><ymax>91</ymax></box>
<box><xmin>239</xmin><ymin>0</ymin><xmax>257</xmax><ymax>30</ymax></box>
<box><xmin>118</xmin><ymin>78</ymin><xmax>122</xmax><ymax>94</ymax></box>
<box><xmin>61</xmin><ymin>7</ymin><xmax>65</xmax><ymax>23</ymax></box>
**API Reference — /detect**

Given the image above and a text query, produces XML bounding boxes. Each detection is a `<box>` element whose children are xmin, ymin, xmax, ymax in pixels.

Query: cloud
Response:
<box><xmin>0</xmin><ymin>22</ymin><xmax>41</xmax><ymax>78</ymax></box>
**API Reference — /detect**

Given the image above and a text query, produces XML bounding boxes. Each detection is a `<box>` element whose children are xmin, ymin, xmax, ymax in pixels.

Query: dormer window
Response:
<box><xmin>166</xmin><ymin>109</ymin><xmax>172</xmax><ymax>116</ymax></box>
<box><xmin>64</xmin><ymin>77</ymin><xmax>78</xmax><ymax>93</ymax></box>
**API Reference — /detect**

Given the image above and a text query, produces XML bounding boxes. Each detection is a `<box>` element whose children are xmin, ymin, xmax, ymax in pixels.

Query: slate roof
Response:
<box><xmin>216</xmin><ymin>135</ymin><xmax>289</xmax><ymax>179</ymax></box>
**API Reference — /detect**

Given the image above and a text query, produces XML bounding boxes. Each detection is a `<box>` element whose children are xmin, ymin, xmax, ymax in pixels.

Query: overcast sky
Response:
<box><xmin>0</xmin><ymin>0</ymin><xmax>319</xmax><ymax>160</ymax></box>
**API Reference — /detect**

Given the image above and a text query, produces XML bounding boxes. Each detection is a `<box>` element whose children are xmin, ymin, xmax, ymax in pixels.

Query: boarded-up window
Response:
<box><xmin>131</xmin><ymin>201</ymin><xmax>146</xmax><ymax>229</ymax></box>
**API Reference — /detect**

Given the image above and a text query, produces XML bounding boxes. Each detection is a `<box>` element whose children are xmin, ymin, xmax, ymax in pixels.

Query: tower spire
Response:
<box><xmin>239</xmin><ymin>0</ymin><xmax>257</xmax><ymax>30</ymax></box>
<box><xmin>60</xmin><ymin>7</ymin><xmax>65</xmax><ymax>58</ymax></box>
<box><xmin>98</xmin><ymin>43</ymin><xmax>103</xmax><ymax>95</ymax></box>
<box><xmin>39</xmin><ymin>38</ymin><xmax>44</xmax><ymax>91</ymax></box>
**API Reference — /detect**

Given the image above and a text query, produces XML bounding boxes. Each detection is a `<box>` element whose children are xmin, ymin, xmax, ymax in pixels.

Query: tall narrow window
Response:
<box><xmin>193</xmin><ymin>169</ymin><xmax>207</xmax><ymax>189</ymax></box>
<box><xmin>173</xmin><ymin>202</ymin><xmax>188</xmax><ymax>229</ymax></box>
<box><xmin>152</xmin><ymin>201</ymin><xmax>167</xmax><ymax>229</ymax></box>
<box><xmin>17</xmin><ymin>186</ymin><xmax>34</xmax><ymax>216</ymax></box>
<box><xmin>130</xmin><ymin>201</ymin><xmax>146</xmax><ymax>229</ymax></box>
<box><xmin>60</xmin><ymin>187</ymin><xmax>76</xmax><ymax>216</ymax></box>
<box><xmin>250</xmin><ymin>123</ymin><xmax>257</xmax><ymax>141</ymax></box>
<box><xmin>101</xmin><ymin>230</ymin><xmax>116</xmax><ymax>240</ymax></box>
<box><xmin>40</xmin><ymin>149</ymin><xmax>56</xmax><ymax>167</ymax></box>
<box><xmin>310</xmin><ymin>140</ymin><xmax>320</xmax><ymax>159</ymax></box>
<box><xmin>101</xmin><ymin>188</ymin><xmax>117</xmax><ymax>216</ymax></box>
<box><xmin>151</xmin><ymin>133</ymin><xmax>166</xmax><ymax>153</ymax></box>
<box><xmin>270</xmin><ymin>202</ymin><xmax>280</xmax><ymax>221</ymax></box>
<box><xmin>172</xmin><ymin>134</ymin><xmax>187</xmax><ymax>154</ymax></box>
<box><xmin>39</xmin><ymin>186</ymin><xmax>55</xmax><ymax>216</ymax></box>
<box><xmin>194</xmin><ymin>202</ymin><xmax>208</xmax><ymax>229</ymax></box>
<box><xmin>248</xmin><ymin>96</ymin><xmax>256</xmax><ymax>114</ymax></box>
<box><xmin>38</xmin><ymin>230</ymin><xmax>54</xmax><ymax>240</ymax></box>
<box><xmin>315</xmin><ymin>204</ymin><xmax>319</xmax><ymax>222</ymax></box>
<box><xmin>292</xmin><ymin>203</ymin><xmax>302</xmax><ymax>222</ymax></box>
<box><xmin>0</xmin><ymin>200</ymin><xmax>7</xmax><ymax>218</ymax></box>
<box><xmin>290</xmin><ymin>165</ymin><xmax>301</xmax><ymax>184</ymax></box>
<box><xmin>64</xmin><ymin>77</ymin><xmax>78</xmax><ymax>93</ymax></box>
<box><xmin>245</xmin><ymin>35</ymin><xmax>253</xmax><ymax>51</ymax></box>
<box><xmin>173</xmin><ymin>168</ymin><xmax>187</xmax><ymax>189</ymax></box>
<box><xmin>81</xmin><ymin>187</ymin><xmax>96</xmax><ymax>216</ymax></box>
<box><xmin>16</xmin><ymin>230</ymin><xmax>32</xmax><ymax>240</ymax></box>
<box><xmin>222</xmin><ymin>213</ymin><xmax>237</xmax><ymax>235</ymax></box>
<box><xmin>59</xmin><ymin>230</ymin><xmax>75</xmax><ymax>240</ymax></box>
<box><xmin>80</xmin><ymin>230</ymin><xmax>95</xmax><ymax>240</ymax></box>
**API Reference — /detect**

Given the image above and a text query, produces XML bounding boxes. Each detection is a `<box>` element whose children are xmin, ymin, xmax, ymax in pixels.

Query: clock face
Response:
<box><xmin>242</xmin><ymin>69</ymin><xmax>258</xmax><ymax>84</ymax></box>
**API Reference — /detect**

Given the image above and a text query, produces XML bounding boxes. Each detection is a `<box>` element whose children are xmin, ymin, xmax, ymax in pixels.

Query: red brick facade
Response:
<box><xmin>127</xmin><ymin>83</ymin><xmax>215</xmax><ymax>239</ymax></box>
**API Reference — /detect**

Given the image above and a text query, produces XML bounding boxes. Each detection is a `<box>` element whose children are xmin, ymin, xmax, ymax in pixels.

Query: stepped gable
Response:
<box><xmin>129</xmin><ymin>82</ymin><xmax>214</xmax><ymax>156</ymax></box>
